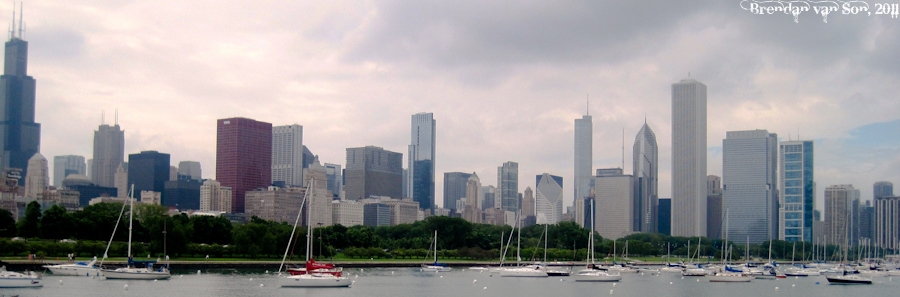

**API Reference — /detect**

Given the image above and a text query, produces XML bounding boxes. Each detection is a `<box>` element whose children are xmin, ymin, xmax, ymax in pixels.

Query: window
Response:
<box><xmin>785</xmin><ymin>220</ymin><xmax>801</xmax><ymax>227</ymax></box>
<box><xmin>785</xmin><ymin>153</ymin><xmax>801</xmax><ymax>162</ymax></box>
<box><xmin>785</xmin><ymin>188</ymin><xmax>801</xmax><ymax>195</ymax></box>
<box><xmin>785</xmin><ymin>195</ymin><xmax>801</xmax><ymax>203</ymax></box>
<box><xmin>784</xmin><ymin>180</ymin><xmax>801</xmax><ymax>187</ymax></box>
<box><xmin>785</xmin><ymin>171</ymin><xmax>801</xmax><ymax>179</ymax></box>
<box><xmin>785</xmin><ymin>163</ymin><xmax>801</xmax><ymax>171</ymax></box>
<box><xmin>785</xmin><ymin>212</ymin><xmax>801</xmax><ymax>219</ymax></box>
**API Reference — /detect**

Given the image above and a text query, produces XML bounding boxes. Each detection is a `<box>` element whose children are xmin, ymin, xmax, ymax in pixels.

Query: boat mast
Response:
<box><xmin>434</xmin><ymin>230</ymin><xmax>438</xmax><ymax>264</ymax></box>
<box><xmin>306</xmin><ymin>179</ymin><xmax>315</xmax><ymax>262</ymax></box>
<box><xmin>127</xmin><ymin>184</ymin><xmax>134</xmax><ymax>261</ymax></box>
<box><xmin>277</xmin><ymin>178</ymin><xmax>311</xmax><ymax>274</ymax></box>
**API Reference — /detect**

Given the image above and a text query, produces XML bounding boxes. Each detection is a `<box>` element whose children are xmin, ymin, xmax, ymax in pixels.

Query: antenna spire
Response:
<box><xmin>586</xmin><ymin>94</ymin><xmax>589</xmax><ymax>116</ymax></box>
<box><xmin>10</xmin><ymin>2</ymin><xmax>15</xmax><ymax>40</ymax></box>
<box><xmin>621</xmin><ymin>127</ymin><xmax>625</xmax><ymax>171</ymax></box>
<box><xmin>17</xmin><ymin>2</ymin><xmax>22</xmax><ymax>39</ymax></box>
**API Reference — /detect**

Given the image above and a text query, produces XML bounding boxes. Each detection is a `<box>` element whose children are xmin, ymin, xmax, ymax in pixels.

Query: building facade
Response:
<box><xmin>244</xmin><ymin>186</ymin><xmax>304</xmax><ymax>223</ymax></box>
<box><xmin>824</xmin><ymin>185</ymin><xmax>858</xmax><ymax>247</ymax></box>
<box><xmin>632</xmin><ymin>122</ymin><xmax>658</xmax><ymax>233</ymax></box>
<box><xmin>127</xmin><ymin>150</ymin><xmax>171</xmax><ymax>196</ymax></box>
<box><xmin>463</xmin><ymin>173</ymin><xmax>481</xmax><ymax>224</ymax></box>
<box><xmin>177</xmin><ymin>161</ymin><xmax>202</xmax><ymax>181</ymax></box>
<box><xmin>443</xmin><ymin>172</ymin><xmax>472</xmax><ymax>211</ymax></box>
<box><xmin>305</xmin><ymin>158</ymin><xmax>333</xmax><ymax>227</ymax></box>
<box><xmin>779</xmin><ymin>140</ymin><xmax>815</xmax><ymax>242</ymax></box>
<box><xmin>498</xmin><ymin>161</ymin><xmax>519</xmax><ymax>212</ymax></box>
<box><xmin>594</xmin><ymin>168</ymin><xmax>634</xmax><ymax>240</ymax></box>
<box><xmin>92</xmin><ymin>123</ymin><xmax>125</xmax><ymax>187</ymax></box>
<box><xmin>52</xmin><ymin>155</ymin><xmax>86</xmax><ymax>187</ymax></box>
<box><xmin>658</xmin><ymin>198</ymin><xmax>671</xmax><ymax>235</ymax></box>
<box><xmin>0</xmin><ymin>19</ymin><xmax>40</xmax><ymax>184</ymax></box>
<box><xmin>324</xmin><ymin>163</ymin><xmax>342</xmax><ymax>200</ymax></box>
<box><xmin>408</xmin><ymin>113</ymin><xmax>436</xmax><ymax>212</ymax></box>
<box><xmin>344</xmin><ymin>146</ymin><xmax>403</xmax><ymax>200</ymax></box>
<box><xmin>200</xmin><ymin>179</ymin><xmax>232</xmax><ymax>212</ymax></box>
<box><xmin>535</xmin><ymin>173</ymin><xmax>563</xmax><ymax>225</ymax></box>
<box><xmin>574</xmin><ymin>113</ymin><xmax>592</xmax><ymax>220</ymax></box>
<box><xmin>722</xmin><ymin>130</ymin><xmax>778</xmax><ymax>244</ymax></box>
<box><xmin>332</xmin><ymin>200</ymin><xmax>363</xmax><ymax>226</ymax></box>
<box><xmin>216</xmin><ymin>117</ymin><xmax>272</xmax><ymax>213</ymax></box>
<box><xmin>24</xmin><ymin>153</ymin><xmax>47</xmax><ymax>199</ymax></box>
<box><xmin>163</xmin><ymin>179</ymin><xmax>201</xmax><ymax>210</ymax></box>
<box><xmin>671</xmin><ymin>79</ymin><xmax>707</xmax><ymax>237</ymax></box>
<box><xmin>272</xmin><ymin>124</ymin><xmax>304</xmax><ymax>187</ymax></box>
<box><xmin>707</xmin><ymin>175</ymin><xmax>723</xmax><ymax>239</ymax></box>
<box><xmin>874</xmin><ymin>195</ymin><xmax>900</xmax><ymax>250</ymax></box>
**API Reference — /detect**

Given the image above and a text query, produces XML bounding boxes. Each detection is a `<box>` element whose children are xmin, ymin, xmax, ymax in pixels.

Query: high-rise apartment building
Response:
<box><xmin>443</xmin><ymin>172</ymin><xmax>472</xmax><ymax>211</ymax></box>
<box><xmin>52</xmin><ymin>155</ymin><xmax>86</xmax><ymax>187</ymax></box>
<box><xmin>480</xmin><ymin>185</ymin><xmax>496</xmax><ymax>210</ymax></box>
<box><xmin>671</xmin><ymin>79</ymin><xmax>707</xmax><ymax>237</ymax></box>
<box><xmin>824</xmin><ymin>184</ymin><xmax>858</xmax><ymax>247</ymax></box>
<box><xmin>594</xmin><ymin>168</ymin><xmax>634</xmax><ymax>239</ymax></box>
<box><xmin>24</xmin><ymin>153</ymin><xmax>47</xmax><ymax>199</ymax></box>
<box><xmin>177</xmin><ymin>161</ymin><xmax>202</xmax><ymax>181</ymax></box>
<box><xmin>535</xmin><ymin>173</ymin><xmax>563</xmax><ymax>225</ymax></box>
<box><xmin>707</xmin><ymin>175</ymin><xmax>723</xmax><ymax>239</ymax></box>
<box><xmin>875</xmin><ymin>195</ymin><xmax>900</xmax><ymax>250</ymax></box>
<box><xmin>632</xmin><ymin>121</ymin><xmax>658</xmax><ymax>233</ymax></box>
<box><xmin>216</xmin><ymin>117</ymin><xmax>272</xmax><ymax>213</ymax></box>
<box><xmin>722</xmin><ymin>130</ymin><xmax>777</xmax><ymax>244</ymax></box>
<box><xmin>574</xmin><ymin>113</ymin><xmax>592</xmax><ymax>215</ymax></box>
<box><xmin>408</xmin><ymin>113</ymin><xmax>436</xmax><ymax>212</ymax></box>
<box><xmin>127</xmin><ymin>151</ymin><xmax>171</xmax><ymax>195</ymax></box>
<box><xmin>344</xmin><ymin>146</ymin><xmax>403</xmax><ymax>200</ymax></box>
<box><xmin>0</xmin><ymin>9</ymin><xmax>40</xmax><ymax>184</ymax></box>
<box><xmin>272</xmin><ymin>124</ymin><xmax>304</xmax><ymax>187</ymax></box>
<box><xmin>199</xmin><ymin>179</ymin><xmax>232</xmax><ymax>212</ymax></box>
<box><xmin>779</xmin><ymin>140</ymin><xmax>815</xmax><ymax>242</ymax></box>
<box><xmin>92</xmin><ymin>123</ymin><xmax>125</xmax><ymax>187</ymax></box>
<box><xmin>498</xmin><ymin>161</ymin><xmax>519</xmax><ymax>212</ymax></box>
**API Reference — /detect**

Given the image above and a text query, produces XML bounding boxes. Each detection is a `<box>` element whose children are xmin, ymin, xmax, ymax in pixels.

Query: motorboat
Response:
<box><xmin>0</xmin><ymin>266</ymin><xmax>42</xmax><ymax>288</ymax></box>
<box><xmin>277</xmin><ymin>178</ymin><xmax>351</xmax><ymax>288</ymax></box>
<box><xmin>43</xmin><ymin>257</ymin><xmax>101</xmax><ymax>277</ymax></box>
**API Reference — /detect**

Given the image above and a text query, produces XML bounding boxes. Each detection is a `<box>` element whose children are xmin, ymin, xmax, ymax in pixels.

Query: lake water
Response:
<box><xmin>5</xmin><ymin>267</ymin><xmax>900</xmax><ymax>297</ymax></box>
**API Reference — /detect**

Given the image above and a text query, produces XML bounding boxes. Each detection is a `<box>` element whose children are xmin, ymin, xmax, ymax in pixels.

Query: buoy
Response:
<box><xmin>795</xmin><ymin>276</ymin><xmax>798</xmax><ymax>279</ymax></box>
<box><xmin>355</xmin><ymin>275</ymin><xmax>358</xmax><ymax>278</ymax></box>
<box><xmin>59</xmin><ymin>279</ymin><xmax>63</xmax><ymax>285</ymax></box>
<box><xmin>559</xmin><ymin>279</ymin><xmax>563</xmax><ymax>281</ymax></box>
<box><xmin>392</xmin><ymin>271</ymin><xmax>395</xmax><ymax>275</ymax></box>
<box><xmin>696</xmin><ymin>279</ymin><xmax>699</xmax><ymax>282</ymax></box>
<box><xmin>265</xmin><ymin>270</ymin><xmax>268</xmax><ymax>274</ymax></box>
<box><xmin>775</xmin><ymin>287</ymin><xmax>779</xmax><ymax>291</ymax></box>
<box><xmin>179</xmin><ymin>275</ymin><xmax>183</xmax><ymax>278</ymax></box>
<box><xmin>613</xmin><ymin>283</ymin><xmax>616</xmax><ymax>287</ymax></box>
<box><xmin>473</xmin><ymin>279</ymin><xmax>477</xmax><ymax>284</ymax></box>
<box><xmin>483</xmin><ymin>287</ymin><xmax>487</xmax><ymax>290</ymax></box>
<box><xmin>259</xmin><ymin>283</ymin><xmax>264</xmax><ymax>287</ymax></box>
<box><xmin>681</xmin><ymin>276</ymin><xmax>684</xmax><ymax>279</ymax></box>
<box><xmin>124</xmin><ymin>284</ymin><xmax>129</xmax><ymax>290</ymax></box>
<box><xmin>249</xmin><ymin>278</ymin><xmax>253</xmax><ymax>281</ymax></box>
<box><xmin>792</xmin><ymin>284</ymin><xmax>795</xmax><ymax>287</ymax></box>
<box><xmin>197</xmin><ymin>270</ymin><xmax>201</xmax><ymax>274</ymax></box>
<box><xmin>610</xmin><ymin>289</ymin><xmax>614</xmax><ymax>295</ymax></box>
<box><xmin>360</xmin><ymin>268</ymin><xmax>364</xmax><ymax>272</ymax></box>
<box><xmin>153</xmin><ymin>279</ymin><xmax>157</xmax><ymax>282</ymax></box>
<box><xmin>440</xmin><ymin>275</ymin><xmax>443</xmax><ymax>278</ymax></box>
<box><xmin>670</xmin><ymin>282</ymin><xmax>673</xmax><ymax>284</ymax></box>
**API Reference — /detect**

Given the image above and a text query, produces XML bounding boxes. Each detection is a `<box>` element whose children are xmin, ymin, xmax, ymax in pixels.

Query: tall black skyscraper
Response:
<box><xmin>127</xmin><ymin>150</ymin><xmax>170</xmax><ymax>195</ymax></box>
<box><xmin>0</xmin><ymin>6</ymin><xmax>40</xmax><ymax>183</ymax></box>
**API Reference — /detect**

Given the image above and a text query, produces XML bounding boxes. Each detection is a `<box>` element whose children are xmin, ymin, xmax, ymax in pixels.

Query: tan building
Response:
<box><xmin>200</xmin><ymin>180</ymin><xmax>232</xmax><ymax>213</ymax></box>
<box><xmin>332</xmin><ymin>200</ymin><xmax>363</xmax><ymax>227</ymax></box>
<box><xmin>382</xmin><ymin>198</ymin><xmax>419</xmax><ymax>226</ymax></box>
<box><xmin>482</xmin><ymin>208</ymin><xmax>506</xmax><ymax>226</ymax></box>
<box><xmin>114</xmin><ymin>163</ymin><xmax>128</xmax><ymax>198</ymax></box>
<box><xmin>304</xmin><ymin>158</ymin><xmax>333</xmax><ymax>227</ymax></box>
<box><xmin>244</xmin><ymin>186</ymin><xmax>305</xmax><ymax>223</ymax></box>
<box><xmin>463</xmin><ymin>173</ymin><xmax>481</xmax><ymax>224</ymax></box>
<box><xmin>140</xmin><ymin>191</ymin><xmax>161</xmax><ymax>205</ymax></box>
<box><xmin>824</xmin><ymin>185</ymin><xmax>857</xmax><ymax>247</ymax></box>
<box><xmin>40</xmin><ymin>188</ymin><xmax>80</xmax><ymax>210</ymax></box>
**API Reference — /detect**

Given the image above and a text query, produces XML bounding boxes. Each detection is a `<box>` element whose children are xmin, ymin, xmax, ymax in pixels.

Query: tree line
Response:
<box><xmin>0</xmin><ymin>202</ymin><xmax>872</xmax><ymax>261</ymax></box>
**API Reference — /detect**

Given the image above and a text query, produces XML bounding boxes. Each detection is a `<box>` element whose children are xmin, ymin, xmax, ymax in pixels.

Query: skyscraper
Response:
<box><xmin>707</xmin><ymin>175</ymin><xmax>723</xmax><ymax>239</ymax></box>
<box><xmin>52</xmin><ymin>155</ymin><xmax>86</xmax><ymax>187</ymax></box>
<box><xmin>875</xmin><ymin>195</ymin><xmax>900</xmax><ymax>250</ymax></box>
<box><xmin>574</xmin><ymin>113</ymin><xmax>592</xmax><ymax>215</ymax></box>
<box><xmin>216</xmin><ymin>117</ymin><xmax>272</xmax><ymax>213</ymax></box>
<box><xmin>443</xmin><ymin>172</ymin><xmax>472</xmax><ymax>211</ymax></box>
<box><xmin>632</xmin><ymin>121</ymin><xmax>658</xmax><ymax>233</ymax></box>
<box><xmin>0</xmin><ymin>7</ymin><xmax>39</xmax><ymax>184</ymax></box>
<box><xmin>92</xmin><ymin>122</ymin><xmax>125</xmax><ymax>187</ymax></box>
<box><xmin>535</xmin><ymin>173</ymin><xmax>563</xmax><ymax>224</ymax></box>
<box><xmin>199</xmin><ymin>179</ymin><xmax>232</xmax><ymax>212</ymax></box>
<box><xmin>462</xmin><ymin>173</ymin><xmax>481</xmax><ymax>224</ymax></box>
<box><xmin>658</xmin><ymin>198</ymin><xmax>671</xmax><ymax>235</ymax></box>
<box><xmin>594</xmin><ymin>168</ymin><xmax>634</xmax><ymax>239</ymax></box>
<box><xmin>344</xmin><ymin>146</ymin><xmax>403</xmax><ymax>200</ymax></box>
<box><xmin>24</xmin><ymin>153</ymin><xmax>47</xmax><ymax>199</ymax></box>
<box><xmin>177</xmin><ymin>161</ymin><xmax>202</xmax><ymax>181</ymax></box>
<box><xmin>522</xmin><ymin>186</ymin><xmax>535</xmax><ymax>225</ymax></box>
<box><xmin>824</xmin><ymin>184</ymin><xmax>858</xmax><ymax>247</ymax></box>
<box><xmin>127</xmin><ymin>150</ymin><xmax>171</xmax><ymax>195</ymax></box>
<box><xmin>324</xmin><ymin>163</ymin><xmax>342</xmax><ymax>199</ymax></box>
<box><xmin>671</xmin><ymin>79</ymin><xmax>707</xmax><ymax>237</ymax></box>
<box><xmin>408</xmin><ymin>113</ymin><xmax>436</xmax><ymax>212</ymax></box>
<box><xmin>497</xmin><ymin>161</ymin><xmax>519</xmax><ymax>212</ymax></box>
<box><xmin>305</xmin><ymin>157</ymin><xmax>332</xmax><ymax>227</ymax></box>
<box><xmin>874</xmin><ymin>181</ymin><xmax>894</xmax><ymax>199</ymax></box>
<box><xmin>779</xmin><ymin>140</ymin><xmax>815</xmax><ymax>242</ymax></box>
<box><xmin>272</xmin><ymin>124</ymin><xmax>304</xmax><ymax>187</ymax></box>
<box><xmin>722</xmin><ymin>130</ymin><xmax>777</xmax><ymax>244</ymax></box>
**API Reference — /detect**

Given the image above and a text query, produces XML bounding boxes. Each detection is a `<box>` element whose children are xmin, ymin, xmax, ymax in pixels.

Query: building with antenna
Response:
<box><xmin>92</xmin><ymin>112</ymin><xmax>125</xmax><ymax>188</ymax></box>
<box><xmin>0</xmin><ymin>4</ymin><xmax>40</xmax><ymax>184</ymax></box>
<box><xmin>574</xmin><ymin>105</ymin><xmax>592</xmax><ymax>228</ymax></box>
<box><xmin>632</xmin><ymin>121</ymin><xmax>658</xmax><ymax>233</ymax></box>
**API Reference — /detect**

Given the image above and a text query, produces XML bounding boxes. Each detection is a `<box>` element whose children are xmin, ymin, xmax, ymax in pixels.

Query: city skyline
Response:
<box><xmin>15</xmin><ymin>2</ymin><xmax>899</xmax><ymax>214</ymax></box>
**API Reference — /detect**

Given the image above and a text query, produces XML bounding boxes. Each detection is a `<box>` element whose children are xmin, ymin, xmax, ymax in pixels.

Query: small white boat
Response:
<box><xmin>572</xmin><ymin>266</ymin><xmax>621</xmax><ymax>282</ymax></box>
<box><xmin>44</xmin><ymin>257</ymin><xmax>101</xmax><ymax>276</ymax></box>
<box><xmin>468</xmin><ymin>267</ymin><xmax>489</xmax><ymax>271</ymax></box>
<box><xmin>102</xmin><ymin>264</ymin><xmax>171</xmax><ymax>280</ymax></box>
<box><xmin>498</xmin><ymin>265</ymin><xmax>549</xmax><ymax>277</ymax></box>
<box><xmin>421</xmin><ymin>231</ymin><xmax>452</xmax><ymax>272</ymax></box>
<box><xmin>280</xmin><ymin>273</ymin><xmax>353</xmax><ymax>287</ymax></box>
<box><xmin>708</xmin><ymin>272</ymin><xmax>754</xmax><ymax>282</ymax></box>
<box><xmin>0</xmin><ymin>266</ymin><xmax>43</xmax><ymax>288</ymax></box>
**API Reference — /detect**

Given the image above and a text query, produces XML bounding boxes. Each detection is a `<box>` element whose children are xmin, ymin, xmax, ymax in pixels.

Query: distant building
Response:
<box><xmin>62</xmin><ymin>174</ymin><xmax>117</xmax><ymax>206</ymax></box>
<box><xmin>344</xmin><ymin>146</ymin><xmax>402</xmax><ymax>200</ymax></box>
<box><xmin>462</xmin><ymin>173</ymin><xmax>482</xmax><ymax>224</ymax></box>
<box><xmin>216</xmin><ymin>117</ymin><xmax>272</xmax><ymax>213</ymax></box>
<box><xmin>658</xmin><ymin>198</ymin><xmax>671</xmax><ymax>235</ymax></box>
<box><xmin>140</xmin><ymin>191</ymin><xmax>161</xmax><ymax>205</ymax></box>
<box><xmin>52</xmin><ymin>155</ymin><xmax>86</xmax><ymax>187</ymax></box>
<box><xmin>200</xmin><ymin>180</ymin><xmax>232</xmax><ymax>213</ymax></box>
<box><xmin>24</xmin><ymin>153</ymin><xmax>48</xmax><ymax>199</ymax></box>
<box><xmin>779</xmin><ymin>140</ymin><xmax>815</xmax><ymax>242</ymax></box>
<box><xmin>127</xmin><ymin>151</ymin><xmax>171</xmax><ymax>196</ymax></box>
<box><xmin>39</xmin><ymin>188</ymin><xmax>79</xmax><ymax>210</ymax></box>
<box><xmin>363</xmin><ymin>202</ymin><xmax>391</xmax><ymax>227</ymax></box>
<box><xmin>874</xmin><ymin>181</ymin><xmax>894</xmax><ymax>200</ymax></box>
<box><xmin>632</xmin><ymin>121</ymin><xmax>658</xmax><ymax>233</ymax></box>
<box><xmin>521</xmin><ymin>186</ymin><xmax>535</xmax><ymax>225</ymax></box>
<box><xmin>824</xmin><ymin>185</ymin><xmax>858</xmax><ymax>247</ymax></box>
<box><xmin>305</xmin><ymin>158</ymin><xmax>333</xmax><ymax>227</ymax></box>
<box><xmin>163</xmin><ymin>179</ymin><xmax>201</xmax><ymax>210</ymax></box>
<box><xmin>723</xmin><ymin>130</ymin><xmax>778</xmax><ymax>244</ymax></box>
<box><xmin>859</xmin><ymin>200</ymin><xmax>874</xmax><ymax>243</ymax></box>
<box><xmin>706</xmin><ymin>175</ymin><xmax>723</xmax><ymax>239</ymax></box>
<box><xmin>272</xmin><ymin>124</ymin><xmax>304</xmax><ymax>187</ymax></box>
<box><xmin>498</xmin><ymin>161</ymin><xmax>519</xmax><ymax>212</ymax></box>
<box><xmin>244</xmin><ymin>186</ymin><xmax>304</xmax><ymax>223</ymax></box>
<box><xmin>594</xmin><ymin>168</ymin><xmax>634</xmax><ymax>239</ymax></box>
<box><xmin>324</xmin><ymin>163</ymin><xmax>342</xmax><ymax>200</ymax></box>
<box><xmin>535</xmin><ymin>173</ymin><xmax>563</xmax><ymax>225</ymax></box>
<box><xmin>381</xmin><ymin>198</ymin><xmax>419</xmax><ymax>226</ymax></box>
<box><xmin>574</xmin><ymin>113</ymin><xmax>592</xmax><ymax>221</ymax></box>
<box><xmin>671</xmin><ymin>78</ymin><xmax>707</xmax><ymax>237</ymax></box>
<box><xmin>114</xmin><ymin>163</ymin><xmax>128</xmax><ymax>197</ymax></box>
<box><xmin>875</xmin><ymin>195</ymin><xmax>900</xmax><ymax>250</ymax></box>
<box><xmin>0</xmin><ymin>21</ymin><xmax>41</xmax><ymax>185</ymax></box>
<box><xmin>482</xmin><ymin>208</ymin><xmax>507</xmax><ymax>226</ymax></box>
<box><xmin>332</xmin><ymin>200</ymin><xmax>363</xmax><ymax>227</ymax></box>
<box><xmin>443</xmin><ymin>172</ymin><xmax>472</xmax><ymax>211</ymax></box>
<box><xmin>408</xmin><ymin>113</ymin><xmax>436</xmax><ymax>212</ymax></box>
<box><xmin>92</xmin><ymin>123</ymin><xmax>125</xmax><ymax>188</ymax></box>
<box><xmin>480</xmin><ymin>185</ymin><xmax>496</xmax><ymax>210</ymax></box>
<box><xmin>177</xmin><ymin>161</ymin><xmax>202</xmax><ymax>181</ymax></box>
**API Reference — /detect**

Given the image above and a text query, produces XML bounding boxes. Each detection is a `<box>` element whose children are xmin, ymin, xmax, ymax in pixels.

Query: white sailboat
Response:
<box><xmin>279</xmin><ymin>178</ymin><xmax>352</xmax><ymax>288</ymax></box>
<box><xmin>499</xmin><ymin>212</ymin><xmax>548</xmax><ymax>277</ymax></box>
<box><xmin>573</xmin><ymin>199</ymin><xmax>621</xmax><ymax>282</ymax></box>
<box><xmin>43</xmin><ymin>256</ymin><xmax>100</xmax><ymax>276</ymax></box>
<box><xmin>708</xmin><ymin>209</ymin><xmax>753</xmax><ymax>282</ymax></box>
<box><xmin>0</xmin><ymin>266</ymin><xmax>42</xmax><ymax>288</ymax></box>
<box><xmin>101</xmin><ymin>185</ymin><xmax>171</xmax><ymax>280</ymax></box>
<box><xmin>421</xmin><ymin>230</ymin><xmax>452</xmax><ymax>272</ymax></box>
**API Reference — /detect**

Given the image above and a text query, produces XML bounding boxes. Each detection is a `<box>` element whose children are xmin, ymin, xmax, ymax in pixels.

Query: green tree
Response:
<box><xmin>190</xmin><ymin>215</ymin><xmax>232</xmax><ymax>245</ymax></box>
<box><xmin>16</xmin><ymin>201</ymin><xmax>41</xmax><ymax>238</ymax></box>
<box><xmin>40</xmin><ymin>204</ymin><xmax>73</xmax><ymax>239</ymax></box>
<box><xmin>0</xmin><ymin>208</ymin><xmax>15</xmax><ymax>237</ymax></box>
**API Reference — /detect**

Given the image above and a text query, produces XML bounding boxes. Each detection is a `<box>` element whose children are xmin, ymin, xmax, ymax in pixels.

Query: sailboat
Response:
<box><xmin>708</xmin><ymin>209</ymin><xmax>753</xmax><ymax>282</ymax></box>
<box><xmin>279</xmin><ymin>179</ymin><xmax>352</xmax><ymax>288</ymax></box>
<box><xmin>421</xmin><ymin>230</ymin><xmax>452</xmax><ymax>272</ymax></box>
<box><xmin>538</xmin><ymin>224</ymin><xmax>571</xmax><ymax>276</ymax></box>
<box><xmin>101</xmin><ymin>185</ymin><xmax>171</xmax><ymax>280</ymax></box>
<box><xmin>499</xmin><ymin>212</ymin><xmax>548</xmax><ymax>277</ymax></box>
<box><xmin>825</xmin><ymin>220</ymin><xmax>872</xmax><ymax>285</ymax></box>
<box><xmin>659</xmin><ymin>243</ymin><xmax>682</xmax><ymax>273</ymax></box>
<box><xmin>573</xmin><ymin>199</ymin><xmax>621</xmax><ymax>282</ymax></box>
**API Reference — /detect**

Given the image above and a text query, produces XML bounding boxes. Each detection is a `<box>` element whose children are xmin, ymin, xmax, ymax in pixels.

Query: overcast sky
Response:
<box><xmin>20</xmin><ymin>1</ymin><xmax>900</xmax><ymax>211</ymax></box>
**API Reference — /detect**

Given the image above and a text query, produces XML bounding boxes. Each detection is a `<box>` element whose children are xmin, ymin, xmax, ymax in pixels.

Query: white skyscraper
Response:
<box><xmin>408</xmin><ymin>112</ymin><xmax>436</xmax><ymax>212</ymax></box>
<box><xmin>671</xmin><ymin>78</ymin><xmax>707</xmax><ymax>237</ymax></box>
<box><xmin>272</xmin><ymin>124</ymin><xmax>304</xmax><ymax>187</ymax></box>
<box><xmin>722</xmin><ymin>130</ymin><xmax>778</xmax><ymax>244</ymax></box>
<box><xmin>574</xmin><ymin>113</ymin><xmax>592</xmax><ymax>216</ymax></box>
<box><xmin>24</xmin><ymin>153</ymin><xmax>48</xmax><ymax>199</ymax></box>
<box><xmin>632</xmin><ymin>121</ymin><xmax>658</xmax><ymax>233</ymax></box>
<box><xmin>535</xmin><ymin>173</ymin><xmax>563</xmax><ymax>225</ymax></box>
<box><xmin>52</xmin><ymin>155</ymin><xmax>86</xmax><ymax>187</ymax></box>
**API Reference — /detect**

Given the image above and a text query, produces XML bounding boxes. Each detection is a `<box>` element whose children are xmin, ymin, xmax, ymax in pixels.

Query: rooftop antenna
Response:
<box><xmin>621</xmin><ymin>127</ymin><xmax>625</xmax><ymax>170</ymax></box>
<box><xmin>9</xmin><ymin>2</ymin><xmax>15</xmax><ymax>40</ymax></box>
<box><xmin>586</xmin><ymin>94</ymin><xmax>589</xmax><ymax>116</ymax></box>
<box><xmin>17</xmin><ymin>2</ymin><xmax>22</xmax><ymax>39</ymax></box>
<box><xmin>101</xmin><ymin>110</ymin><xmax>105</xmax><ymax>125</ymax></box>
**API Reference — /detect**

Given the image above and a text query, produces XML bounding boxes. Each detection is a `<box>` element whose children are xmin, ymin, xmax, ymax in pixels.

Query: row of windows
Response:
<box><xmin>782</xmin><ymin>203</ymin><xmax>803</xmax><ymax>210</ymax></box>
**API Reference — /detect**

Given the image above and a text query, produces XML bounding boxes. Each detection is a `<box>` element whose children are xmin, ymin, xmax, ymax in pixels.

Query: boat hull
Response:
<box><xmin>0</xmin><ymin>277</ymin><xmax>42</xmax><ymax>288</ymax></box>
<box><xmin>708</xmin><ymin>274</ymin><xmax>754</xmax><ymax>282</ymax></box>
<box><xmin>102</xmin><ymin>269</ymin><xmax>171</xmax><ymax>280</ymax></box>
<box><xmin>44</xmin><ymin>265</ymin><xmax>101</xmax><ymax>277</ymax></box>
<box><xmin>280</xmin><ymin>275</ymin><xmax>352</xmax><ymax>287</ymax></box>
<box><xmin>421</xmin><ymin>265</ymin><xmax>452</xmax><ymax>272</ymax></box>
<box><xmin>573</xmin><ymin>271</ymin><xmax>621</xmax><ymax>282</ymax></box>
<box><xmin>498</xmin><ymin>268</ymin><xmax>548</xmax><ymax>277</ymax></box>
<box><xmin>826</xmin><ymin>275</ymin><xmax>872</xmax><ymax>285</ymax></box>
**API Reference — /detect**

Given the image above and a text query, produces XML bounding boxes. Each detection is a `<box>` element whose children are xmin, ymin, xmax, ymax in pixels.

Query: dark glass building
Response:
<box><xmin>408</xmin><ymin>113</ymin><xmax>435</xmax><ymax>212</ymax></box>
<box><xmin>658</xmin><ymin>198</ymin><xmax>671</xmax><ymax>235</ymax></box>
<box><xmin>0</xmin><ymin>15</ymin><xmax>39</xmax><ymax>183</ymax></box>
<box><xmin>216</xmin><ymin>117</ymin><xmax>272</xmax><ymax>213</ymax></box>
<box><xmin>443</xmin><ymin>172</ymin><xmax>471</xmax><ymax>211</ymax></box>
<box><xmin>127</xmin><ymin>151</ymin><xmax>170</xmax><ymax>194</ymax></box>
<box><xmin>163</xmin><ymin>179</ymin><xmax>201</xmax><ymax>210</ymax></box>
<box><xmin>363</xmin><ymin>203</ymin><xmax>391</xmax><ymax>227</ymax></box>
